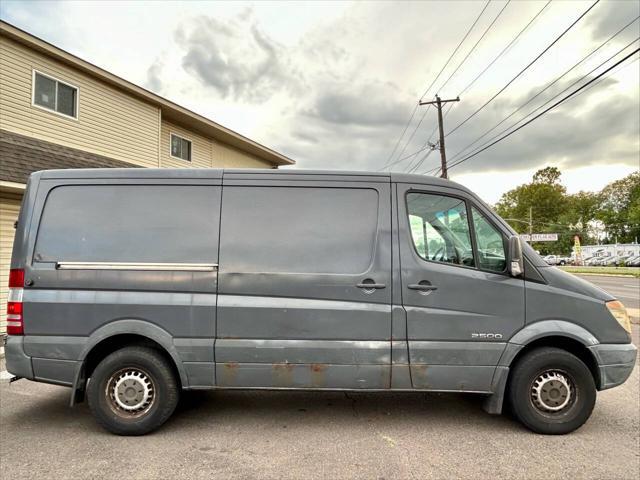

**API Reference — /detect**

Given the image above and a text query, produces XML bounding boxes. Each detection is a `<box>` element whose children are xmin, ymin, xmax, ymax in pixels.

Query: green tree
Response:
<box><xmin>559</xmin><ymin>191</ymin><xmax>601</xmax><ymax>245</ymax></box>
<box><xmin>495</xmin><ymin>167</ymin><xmax>569</xmax><ymax>254</ymax></box>
<box><xmin>597</xmin><ymin>171</ymin><xmax>640</xmax><ymax>243</ymax></box>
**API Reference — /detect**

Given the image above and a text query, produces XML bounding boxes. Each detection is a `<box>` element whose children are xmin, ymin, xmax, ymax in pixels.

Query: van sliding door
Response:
<box><xmin>216</xmin><ymin>175</ymin><xmax>392</xmax><ymax>389</ymax></box>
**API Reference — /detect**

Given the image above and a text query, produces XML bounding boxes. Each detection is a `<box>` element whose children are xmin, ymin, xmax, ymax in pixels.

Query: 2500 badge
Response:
<box><xmin>471</xmin><ymin>333</ymin><xmax>503</xmax><ymax>339</ymax></box>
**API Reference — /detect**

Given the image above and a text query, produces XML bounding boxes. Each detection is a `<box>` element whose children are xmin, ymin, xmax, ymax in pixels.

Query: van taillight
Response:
<box><xmin>6</xmin><ymin>268</ymin><xmax>24</xmax><ymax>335</ymax></box>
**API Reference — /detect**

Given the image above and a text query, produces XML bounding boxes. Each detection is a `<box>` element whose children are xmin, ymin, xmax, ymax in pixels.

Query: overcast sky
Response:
<box><xmin>2</xmin><ymin>0</ymin><xmax>638</xmax><ymax>203</ymax></box>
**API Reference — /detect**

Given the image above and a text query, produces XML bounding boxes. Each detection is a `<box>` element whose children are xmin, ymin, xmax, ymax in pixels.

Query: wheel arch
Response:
<box><xmin>506</xmin><ymin>335</ymin><xmax>600</xmax><ymax>389</ymax></box>
<box><xmin>484</xmin><ymin>321</ymin><xmax>602</xmax><ymax>415</ymax></box>
<box><xmin>70</xmin><ymin>320</ymin><xmax>188</xmax><ymax>405</ymax></box>
<box><xmin>503</xmin><ymin>320</ymin><xmax>601</xmax><ymax>387</ymax></box>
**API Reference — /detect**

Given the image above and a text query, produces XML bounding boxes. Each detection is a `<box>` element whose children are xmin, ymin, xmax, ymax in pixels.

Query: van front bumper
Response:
<box><xmin>4</xmin><ymin>336</ymin><xmax>34</xmax><ymax>380</ymax></box>
<box><xmin>589</xmin><ymin>342</ymin><xmax>638</xmax><ymax>390</ymax></box>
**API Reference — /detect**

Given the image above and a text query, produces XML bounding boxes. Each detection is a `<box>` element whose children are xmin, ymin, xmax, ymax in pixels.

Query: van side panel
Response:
<box><xmin>216</xmin><ymin>180</ymin><xmax>393</xmax><ymax>389</ymax></box>
<box><xmin>21</xmin><ymin>179</ymin><xmax>222</xmax><ymax>388</ymax></box>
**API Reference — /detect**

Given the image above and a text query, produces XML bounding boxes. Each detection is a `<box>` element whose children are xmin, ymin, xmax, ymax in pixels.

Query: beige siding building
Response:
<box><xmin>0</xmin><ymin>21</ymin><xmax>294</xmax><ymax>334</ymax></box>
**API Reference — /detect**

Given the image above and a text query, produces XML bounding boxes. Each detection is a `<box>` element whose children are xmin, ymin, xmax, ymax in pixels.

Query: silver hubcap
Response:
<box><xmin>106</xmin><ymin>369</ymin><xmax>155</xmax><ymax>417</ymax></box>
<box><xmin>531</xmin><ymin>371</ymin><xmax>572</xmax><ymax>412</ymax></box>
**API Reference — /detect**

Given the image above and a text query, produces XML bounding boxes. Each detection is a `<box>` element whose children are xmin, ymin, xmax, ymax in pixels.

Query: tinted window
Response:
<box><xmin>220</xmin><ymin>187</ymin><xmax>378</xmax><ymax>274</ymax></box>
<box><xmin>34</xmin><ymin>185</ymin><xmax>219</xmax><ymax>263</ymax></box>
<box><xmin>407</xmin><ymin>193</ymin><xmax>474</xmax><ymax>267</ymax></box>
<box><xmin>472</xmin><ymin>207</ymin><xmax>506</xmax><ymax>272</ymax></box>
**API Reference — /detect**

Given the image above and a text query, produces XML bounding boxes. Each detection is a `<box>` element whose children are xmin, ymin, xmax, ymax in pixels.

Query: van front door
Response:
<box><xmin>216</xmin><ymin>174</ymin><xmax>392</xmax><ymax>389</ymax></box>
<box><xmin>397</xmin><ymin>184</ymin><xmax>525</xmax><ymax>392</ymax></box>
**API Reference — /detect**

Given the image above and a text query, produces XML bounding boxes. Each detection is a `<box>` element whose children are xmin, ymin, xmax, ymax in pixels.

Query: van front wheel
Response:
<box><xmin>87</xmin><ymin>346</ymin><xmax>179</xmax><ymax>435</ymax></box>
<box><xmin>508</xmin><ymin>347</ymin><xmax>596</xmax><ymax>435</ymax></box>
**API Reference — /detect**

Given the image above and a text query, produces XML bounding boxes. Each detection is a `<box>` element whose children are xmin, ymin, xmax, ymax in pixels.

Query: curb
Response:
<box><xmin>0</xmin><ymin>370</ymin><xmax>13</xmax><ymax>384</ymax></box>
<box><xmin>570</xmin><ymin>272</ymin><xmax>640</xmax><ymax>278</ymax></box>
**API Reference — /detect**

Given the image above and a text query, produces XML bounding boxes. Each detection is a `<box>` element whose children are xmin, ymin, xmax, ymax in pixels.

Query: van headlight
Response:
<box><xmin>606</xmin><ymin>300</ymin><xmax>632</xmax><ymax>334</ymax></box>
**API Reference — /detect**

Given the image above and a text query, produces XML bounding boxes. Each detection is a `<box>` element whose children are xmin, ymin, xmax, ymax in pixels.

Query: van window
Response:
<box><xmin>34</xmin><ymin>185</ymin><xmax>219</xmax><ymax>263</ymax></box>
<box><xmin>220</xmin><ymin>187</ymin><xmax>378</xmax><ymax>274</ymax></box>
<box><xmin>406</xmin><ymin>193</ymin><xmax>474</xmax><ymax>267</ymax></box>
<box><xmin>471</xmin><ymin>206</ymin><xmax>507</xmax><ymax>272</ymax></box>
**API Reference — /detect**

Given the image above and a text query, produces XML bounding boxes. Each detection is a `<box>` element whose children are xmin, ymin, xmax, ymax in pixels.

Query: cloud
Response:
<box><xmin>587</xmin><ymin>0</ymin><xmax>640</xmax><ymax>43</ymax></box>
<box><xmin>145</xmin><ymin>59</ymin><xmax>164</xmax><ymax>93</ymax></box>
<box><xmin>3</xmin><ymin>0</ymin><xmax>636</xmax><ymax>198</ymax></box>
<box><xmin>303</xmin><ymin>82</ymin><xmax>409</xmax><ymax>127</ymax></box>
<box><xmin>440</xmin><ymin>84</ymin><xmax>639</xmax><ymax>174</ymax></box>
<box><xmin>176</xmin><ymin>11</ymin><xmax>297</xmax><ymax>103</ymax></box>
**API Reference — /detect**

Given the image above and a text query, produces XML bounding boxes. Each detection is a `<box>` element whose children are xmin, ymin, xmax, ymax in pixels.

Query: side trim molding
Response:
<box><xmin>56</xmin><ymin>262</ymin><xmax>218</xmax><ymax>271</ymax></box>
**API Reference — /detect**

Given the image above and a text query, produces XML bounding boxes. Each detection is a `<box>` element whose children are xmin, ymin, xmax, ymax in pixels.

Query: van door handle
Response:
<box><xmin>356</xmin><ymin>282</ymin><xmax>386</xmax><ymax>289</ymax></box>
<box><xmin>408</xmin><ymin>284</ymin><xmax>438</xmax><ymax>291</ymax></box>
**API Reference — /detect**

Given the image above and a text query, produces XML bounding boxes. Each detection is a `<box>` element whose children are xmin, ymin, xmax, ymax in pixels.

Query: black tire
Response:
<box><xmin>87</xmin><ymin>346</ymin><xmax>179</xmax><ymax>435</ymax></box>
<box><xmin>508</xmin><ymin>347</ymin><xmax>596</xmax><ymax>435</ymax></box>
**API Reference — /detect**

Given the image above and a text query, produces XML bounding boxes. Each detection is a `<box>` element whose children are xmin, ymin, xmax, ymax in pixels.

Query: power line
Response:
<box><xmin>448</xmin><ymin>37</ymin><xmax>640</xmax><ymax>166</ymax></box>
<box><xmin>419</xmin><ymin>0</ymin><xmax>492</xmax><ymax>101</ymax></box>
<box><xmin>406</xmin><ymin>118</ymin><xmax>445</xmax><ymax>173</ymax></box>
<box><xmin>379</xmin><ymin>0</ymin><xmax>491</xmax><ymax>170</ymax></box>
<box><xmin>396</xmin><ymin>1</ymin><xmax>552</xmax><ymax>174</ymax></box>
<box><xmin>407</xmin><ymin>0</ymin><xmax>552</xmax><ymax>174</ymax></box>
<box><xmin>446</xmin><ymin>0</ymin><xmax>601</xmax><ymax>138</ymax></box>
<box><xmin>384</xmin><ymin>101</ymin><xmax>456</xmax><ymax>172</ymax></box>
<box><xmin>457</xmin><ymin>0</ymin><xmax>552</xmax><ymax>97</ymax></box>
<box><xmin>383</xmin><ymin>105</ymin><xmax>419</xmax><ymax>170</ymax></box>
<box><xmin>397</xmin><ymin>0</ymin><xmax>508</xmax><ymax>173</ymax></box>
<box><xmin>446</xmin><ymin>46</ymin><xmax>640</xmax><ymax>171</ymax></box>
<box><xmin>399</xmin><ymin>1</ymin><xmax>510</xmax><ymax>177</ymax></box>
<box><xmin>433</xmin><ymin>0</ymin><xmax>511</xmax><ymax>96</ymax></box>
<box><xmin>448</xmin><ymin>46</ymin><xmax>640</xmax><ymax>171</ymax></box>
<box><xmin>448</xmin><ymin>15</ymin><xmax>640</xmax><ymax>163</ymax></box>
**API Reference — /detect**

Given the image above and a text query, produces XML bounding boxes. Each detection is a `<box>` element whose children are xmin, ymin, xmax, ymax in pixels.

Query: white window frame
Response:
<box><xmin>31</xmin><ymin>69</ymin><xmax>79</xmax><ymax>121</ymax></box>
<box><xmin>170</xmin><ymin>132</ymin><xmax>193</xmax><ymax>162</ymax></box>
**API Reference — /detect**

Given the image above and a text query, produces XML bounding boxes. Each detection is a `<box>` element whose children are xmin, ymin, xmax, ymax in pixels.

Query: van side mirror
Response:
<box><xmin>508</xmin><ymin>235</ymin><xmax>524</xmax><ymax>277</ymax></box>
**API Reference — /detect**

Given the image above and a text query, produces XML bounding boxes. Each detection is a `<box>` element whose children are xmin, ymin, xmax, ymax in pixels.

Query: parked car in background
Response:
<box><xmin>543</xmin><ymin>255</ymin><xmax>571</xmax><ymax>266</ymax></box>
<box><xmin>576</xmin><ymin>256</ymin><xmax>593</xmax><ymax>266</ymax></box>
<box><xmin>625</xmin><ymin>255</ymin><xmax>640</xmax><ymax>267</ymax></box>
<box><xmin>587</xmin><ymin>256</ymin><xmax>606</xmax><ymax>266</ymax></box>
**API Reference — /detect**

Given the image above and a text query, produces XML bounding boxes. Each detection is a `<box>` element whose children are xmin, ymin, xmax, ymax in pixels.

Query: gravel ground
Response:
<box><xmin>1</xmin><ymin>326</ymin><xmax>638</xmax><ymax>480</ymax></box>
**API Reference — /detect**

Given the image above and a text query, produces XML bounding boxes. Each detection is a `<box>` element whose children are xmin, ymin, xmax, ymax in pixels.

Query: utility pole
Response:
<box><xmin>419</xmin><ymin>95</ymin><xmax>460</xmax><ymax>179</ymax></box>
<box><xmin>529</xmin><ymin>206</ymin><xmax>533</xmax><ymax>237</ymax></box>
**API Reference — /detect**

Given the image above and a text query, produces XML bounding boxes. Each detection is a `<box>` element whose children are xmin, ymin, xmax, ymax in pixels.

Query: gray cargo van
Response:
<box><xmin>4</xmin><ymin>168</ymin><xmax>636</xmax><ymax>435</ymax></box>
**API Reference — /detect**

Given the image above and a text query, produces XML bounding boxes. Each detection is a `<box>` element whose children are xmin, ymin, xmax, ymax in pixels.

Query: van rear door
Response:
<box><xmin>216</xmin><ymin>172</ymin><xmax>392</xmax><ymax>389</ymax></box>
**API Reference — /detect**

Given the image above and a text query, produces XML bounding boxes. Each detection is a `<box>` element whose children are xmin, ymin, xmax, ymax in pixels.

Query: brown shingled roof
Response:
<box><xmin>0</xmin><ymin>129</ymin><xmax>139</xmax><ymax>184</ymax></box>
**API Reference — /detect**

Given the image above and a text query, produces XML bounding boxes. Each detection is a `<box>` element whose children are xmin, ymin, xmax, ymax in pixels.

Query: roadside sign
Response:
<box><xmin>574</xmin><ymin>235</ymin><xmax>582</xmax><ymax>265</ymax></box>
<box><xmin>520</xmin><ymin>233</ymin><xmax>559</xmax><ymax>242</ymax></box>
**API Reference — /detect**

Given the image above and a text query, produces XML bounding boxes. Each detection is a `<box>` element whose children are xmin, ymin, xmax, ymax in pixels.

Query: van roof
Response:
<box><xmin>35</xmin><ymin>168</ymin><xmax>473</xmax><ymax>193</ymax></box>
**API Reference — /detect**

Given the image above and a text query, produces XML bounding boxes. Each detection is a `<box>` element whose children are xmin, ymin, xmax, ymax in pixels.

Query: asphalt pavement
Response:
<box><xmin>575</xmin><ymin>274</ymin><xmax>640</xmax><ymax>312</ymax></box>
<box><xmin>0</xmin><ymin>275</ymin><xmax>638</xmax><ymax>479</ymax></box>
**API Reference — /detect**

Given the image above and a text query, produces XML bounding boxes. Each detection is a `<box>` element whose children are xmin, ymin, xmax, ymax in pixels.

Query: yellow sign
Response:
<box><xmin>574</xmin><ymin>235</ymin><xmax>582</xmax><ymax>265</ymax></box>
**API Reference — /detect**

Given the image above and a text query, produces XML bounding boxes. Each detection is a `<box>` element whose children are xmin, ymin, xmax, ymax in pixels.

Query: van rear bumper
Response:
<box><xmin>589</xmin><ymin>343</ymin><xmax>638</xmax><ymax>390</ymax></box>
<box><xmin>4</xmin><ymin>336</ymin><xmax>34</xmax><ymax>380</ymax></box>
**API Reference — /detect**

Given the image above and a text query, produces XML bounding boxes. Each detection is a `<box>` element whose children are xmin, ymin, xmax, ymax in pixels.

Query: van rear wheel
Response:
<box><xmin>508</xmin><ymin>347</ymin><xmax>596</xmax><ymax>435</ymax></box>
<box><xmin>87</xmin><ymin>346</ymin><xmax>179</xmax><ymax>435</ymax></box>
